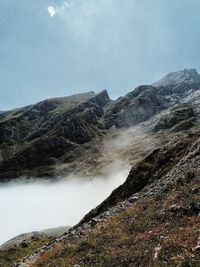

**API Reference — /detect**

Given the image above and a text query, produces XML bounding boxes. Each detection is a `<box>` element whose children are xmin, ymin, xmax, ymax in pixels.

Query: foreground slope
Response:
<box><xmin>10</xmin><ymin>131</ymin><xmax>200</xmax><ymax>267</ymax></box>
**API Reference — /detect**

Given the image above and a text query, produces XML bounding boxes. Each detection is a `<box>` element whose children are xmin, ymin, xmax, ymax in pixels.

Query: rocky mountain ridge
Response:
<box><xmin>0</xmin><ymin>68</ymin><xmax>200</xmax><ymax>181</ymax></box>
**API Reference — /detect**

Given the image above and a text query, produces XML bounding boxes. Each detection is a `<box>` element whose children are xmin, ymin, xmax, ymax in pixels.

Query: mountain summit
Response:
<box><xmin>152</xmin><ymin>68</ymin><xmax>200</xmax><ymax>93</ymax></box>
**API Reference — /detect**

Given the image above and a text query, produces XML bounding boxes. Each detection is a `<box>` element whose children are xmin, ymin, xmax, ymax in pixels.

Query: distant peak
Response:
<box><xmin>152</xmin><ymin>68</ymin><xmax>200</xmax><ymax>88</ymax></box>
<box><xmin>166</xmin><ymin>68</ymin><xmax>199</xmax><ymax>80</ymax></box>
<box><xmin>96</xmin><ymin>89</ymin><xmax>110</xmax><ymax>98</ymax></box>
<box><xmin>184</xmin><ymin>68</ymin><xmax>199</xmax><ymax>74</ymax></box>
<box><xmin>90</xmin><ymin>89</ymin><xmax>111</xmax><ymax>107</ymax></box>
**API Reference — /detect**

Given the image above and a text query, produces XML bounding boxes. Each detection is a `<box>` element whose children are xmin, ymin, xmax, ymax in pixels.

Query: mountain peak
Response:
<box><xmin>90</xmin><ymin>89</ymin><xmax>111</xmax><ymax>107</ymax></box>
<box><xmin>152</xmin><ymin>68</ymin><xmax>200</xmax><ymax>88</ymax></box>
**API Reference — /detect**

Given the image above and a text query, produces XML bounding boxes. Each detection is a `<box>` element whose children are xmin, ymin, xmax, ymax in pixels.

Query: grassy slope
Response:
<box><xmin>31</xmin><ymin>172</ymin><xmax>200</xmax><ymax>267</ymax></box>
<box><xmin>0</xmin><ymin>237</ymin><xmax>53</xmax><ymax>267</ymax></box>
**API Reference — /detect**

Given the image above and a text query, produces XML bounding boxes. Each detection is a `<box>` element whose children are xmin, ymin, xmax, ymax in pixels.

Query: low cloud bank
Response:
<box><xmin>0</xmin><ymin>170</ymin><xmax>128</xmax><ymax>245</ymax></box>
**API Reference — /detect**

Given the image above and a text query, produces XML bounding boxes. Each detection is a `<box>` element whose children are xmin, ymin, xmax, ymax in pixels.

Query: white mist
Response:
<box><xmin>0</xmin><ymin>170</ymin><xmax>128</xmax><ymax>245</ymax></box>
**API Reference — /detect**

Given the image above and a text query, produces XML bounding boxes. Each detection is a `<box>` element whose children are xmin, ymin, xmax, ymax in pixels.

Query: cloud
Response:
<box><xmin>50</xmin><ymin>0</ymin><xmax>116</xmax><ymax>38</ymax></box>
<box><xmin>0</xmin><ymin>170</ymin><xmax>128</xmax><ymax>245</ymax></box>
<box><xmin>47</xmin><ymin>6</ymin><xmax>57</xmax><ymax>17</ymax></box>
<box><xmin>46</xmin><ymin>0</ymin><xmax>115</xmax><ymax>37</ymax></box>
<box><xmin>47</xmin><ymin>2</ymin><xmax>70</xmax><ymax>18</ymax></box>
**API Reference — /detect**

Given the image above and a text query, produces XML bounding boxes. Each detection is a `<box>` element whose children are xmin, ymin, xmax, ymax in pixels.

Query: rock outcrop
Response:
<box><xmin>153</xmin><ymin>103</ymin><xmax>196</xmax><ymax>132</ymax></box>
<box><xmin>152</xmin><ymin>68</ymin><xmax>200</xmax><ymax>93</ymax></box>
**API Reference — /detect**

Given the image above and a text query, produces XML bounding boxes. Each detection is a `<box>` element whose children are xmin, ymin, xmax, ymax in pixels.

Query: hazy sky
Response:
<box><xmin>1</xmin><ymin>0</ymin><xmax>200</xmax><ymax>110</ymax></box>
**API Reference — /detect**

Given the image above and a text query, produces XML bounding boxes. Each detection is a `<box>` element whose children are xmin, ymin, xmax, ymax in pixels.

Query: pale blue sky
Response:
<box><xmin>1</xmin><ymin>0</ymin><xmax>200</xmax><ymax>110</ymax></box>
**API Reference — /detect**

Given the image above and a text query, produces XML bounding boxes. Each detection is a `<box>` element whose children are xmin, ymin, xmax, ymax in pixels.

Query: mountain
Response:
<box><xmin>0</xmin><ymin>90</ymin><xmax>110</xmax><ymax>180</ymax></box>
<box><xmin>0</xmin><ymin>68</ymin><xmax>200</xmax><ymax>266</ymax></box>
<box><xmin>1</xmin><ymin>69</ymin><xmax>200</xmax><ymax>181</ymax></box>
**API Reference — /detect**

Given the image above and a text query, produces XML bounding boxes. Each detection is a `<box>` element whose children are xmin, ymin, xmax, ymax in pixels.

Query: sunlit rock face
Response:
<box><xmin>152</xmin><ymin>68</ymin><xmax>200</xmax><ymax>92</ymax></box>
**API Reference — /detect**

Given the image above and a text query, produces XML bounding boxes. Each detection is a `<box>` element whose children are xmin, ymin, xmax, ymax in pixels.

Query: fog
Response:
<box><xmin>0</xmin><ymin>170</ymin><xmax>128</xmax><ymax>245</ymax></box>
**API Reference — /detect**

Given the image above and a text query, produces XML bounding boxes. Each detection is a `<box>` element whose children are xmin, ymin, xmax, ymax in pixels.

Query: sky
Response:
<box><xmin>1</xmin><ymin>0</ymin><xmax>200</xmax><ymax>110</ymax></box>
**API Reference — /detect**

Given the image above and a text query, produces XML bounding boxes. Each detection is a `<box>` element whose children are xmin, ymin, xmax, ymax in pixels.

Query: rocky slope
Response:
<box><xmin>9</xmin><ymin>126</ymin><xmax>200</xmax><ymax>267</ymax></box>
<box><xmin>0</xmin><ymin>91</ymin><xmax>110</xmax><ymax>180</ymax></box>
<box><xmin>1</xmin><ymin>69</ymin><xmax>200</xmax><ymax>181</ymax></box>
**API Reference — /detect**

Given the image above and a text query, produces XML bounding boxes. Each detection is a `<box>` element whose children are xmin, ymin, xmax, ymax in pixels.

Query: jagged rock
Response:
<box><xmin>90</xmin><ymin>218</ymin><xmax>99</xmax><ymax>227</ymax></box>
<box><xmin>169</xmin><ymin>202</ymin><xmax>200</xmax><ymax>216</ymax></box>
<box><xmin>184</xmin><ymin>202</ymin><xmax>200</xmax><ymax>216</ymax></box>
<box><xmin>192</xmin><ymin>236</ymin><xmax>200</xmax><ymax>258</ymax></box>
<box><xmin>128</xmin><ymin>196</ymin><xmax>139</xmax><ymax>203</ymax></box>
<box><xmin>103</xmin><ymin>85</ymin><xmax>171</xmax><ymax>128</ymax></box>
<box><xmin>185</xmin><ymin>171</ymin><xmax>195</xmax><ymax>182</ymax></box>
<box><xmin>152</xmin><ymin>68</ymin><xmax>200</xmax><ymax>93</ymax></box>
<box><xmin>192</xmin><ymin>187</ymin><xmax>199</xmax><ymax>194</ymax></box>
<box><xmin>155</xmin><ymin>211</ymin><xmax>166</xmax><ymax>221</ymax></box>
<box><xmin>21</xmin><ymin>241</ymin><xmax>30</xmax><ymax>248</ymax></box>
<box><xmin>169</xmin><ymin>204</ymin><xmax>180</xmax><ymax>212</ymax></box>
<box><xmin>153</xmin><ymin>104</ymin><xmax>196</xmax><ymax>132</ymax></box>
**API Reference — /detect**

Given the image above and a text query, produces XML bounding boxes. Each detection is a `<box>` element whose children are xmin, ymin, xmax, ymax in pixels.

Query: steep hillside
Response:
<box><xmin>0</xmin><ymin>91</ymin><xmax>110</xmax><ymax>180</ymax></box>
<box><xmin>10</xmin><ymin>131</ymin><xmax>200</xmax><ymax>267</ymax></box>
